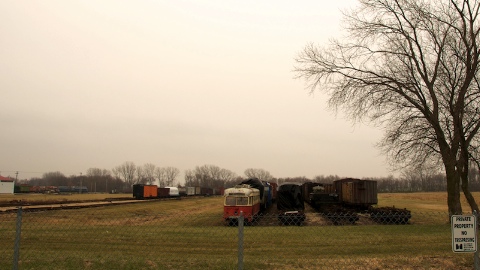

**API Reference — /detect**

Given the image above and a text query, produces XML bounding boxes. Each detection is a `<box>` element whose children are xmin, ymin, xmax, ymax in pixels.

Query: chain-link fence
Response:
<box><xmin>0</xmin><ymin>198</ymin><xmax>476</xmax><ymax>270</ymax></box>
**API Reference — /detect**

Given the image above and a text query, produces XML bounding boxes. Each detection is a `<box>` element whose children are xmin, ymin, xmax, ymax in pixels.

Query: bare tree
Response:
<box><xmin>43</xmin><ymin>171</ymin><xmax>67</xmax><ymax>186</ymax></box>
<box><xmin>135</xmin><ymin>166</ymin><xmax>146</xmax><ymax>185</ymax></box>
<box><xmin>295</xmin><ymin>0</ymin><xmax>480</xmax><ymax>214</ymax></box>
<box><xmin>218</xmin><ymin>168</ymin><xmax>238</xmax><ymax>183</ymax></box>
<box><xmin>112</xmin><ymin>161</ymin><xmax>137</xmax><ymax>187</ymax></box>
<box><xmin>195</xmin><ymin>165</ymin><xmax>219</xmax><ymax>187</ymax></box>
<box><xmin>163</xmin><ymin>166</ymin><xmax>180</xmax><ymax>186</ymax></box>
<box><xmin>184</xmin><ymin>169</ymin><xmax>197</xmax><ymax>187</ymax></box>
<box><xmin>86</xmin><ymin>168</ymin><xmax>112</xmax><ymax>193</ymax></box>
<box><xmin>244</xmin><ymin>168</ymin><xmax>273</xmax><ymax>181</ymax></box>
<box><xmin>313</xmin><ymin>175</ymin><xmax>341</xmax><ymax>184</ymax></box>
<box><xmin>142</xmin><ymin>163</ymin><xmax>157</xmax><ymax>185</ymax></box>
<box><xmin>155</xmin><ymin>167</ymin><xmax>167</xmax><ymax>187</ymax></box>
<box><xmin>86</xmin><ymin>168</ymin><xmax>111</xmax><ymax>178</ymax></box>
<box><xmin>184</xmin><ymin>165</ymin><xmax>234</xmax><ymax>188</ymax></box>
<box><xmin>401</xmin><ymin>163</ymin><xmax>441</xmax><ymax>192</ymax></box>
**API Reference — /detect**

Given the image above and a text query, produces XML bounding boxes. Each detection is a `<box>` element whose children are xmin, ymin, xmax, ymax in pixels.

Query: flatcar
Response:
<box><xmin>223</xmin><ymin>184</ymin><xmax>261</xmax><ymax>224</ymax></box>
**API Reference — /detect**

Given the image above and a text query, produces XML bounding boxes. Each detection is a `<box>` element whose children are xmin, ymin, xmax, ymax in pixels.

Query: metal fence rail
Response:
<box><xmin>0</xmin><ymin>204</ymin><xmax>475</xmax><ymax>270</ymax></box>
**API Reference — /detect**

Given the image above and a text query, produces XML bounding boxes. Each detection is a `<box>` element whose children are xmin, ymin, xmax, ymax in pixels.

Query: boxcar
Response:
<box><xmin>133</xmin><ymin>184</ymin><xmax>158</xmax><ymax>199</ymax></box>
<box><xmin>178</xmin><ymin>187</ymin><xmax>186</xmax><ymax>196</ymax></box>
<box><xmin>14</xmin><ymin>184</ymin><xmax>32</xmax><ymax>193</ymax></box>
<box><xmin>186</xmin><ymin>187</ymin><xmax>195</xmax><ymax>196</ymax></box>
<box><xmin>334</xmin><ymin>178</ymin><xmax>377</xmax><ymax>209</ymax></box>
<box><xmin>200</xmin><ymin>187</ymin><xmax>213</xmax><ymax>196</ymax></box>
<box><xmin>157</xmin><ymin>187</ymin><xmax>170</xmax><ymax>198</ymax></box>
<box><xmin>213</xmin><ymin>187</ymin><xmax>225</xmax><ymax>196</ymax></box>
<box><xmin>166</xmin><ymin>186</ymin><xmax>180</xmax><ymax>197</ymax></box>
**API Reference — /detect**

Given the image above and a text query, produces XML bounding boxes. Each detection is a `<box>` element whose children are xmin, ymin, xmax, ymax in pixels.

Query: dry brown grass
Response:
<box><xmin>0</xmin><ymin>193</ymin><xmax>130</xmax><ymax>204</ymax></box>
<box><xmin>2</xmin><ymin>191</ymin><xmax>478</xmax><ymax>212</ymax></box>
<box><xmin>1</xmin><ymin>194</ymin><xmax>475</xmax><ymax>269</ymax></box>
<box><xmin>378</xmin><ymin>192</ymin><xmax>480</xmax><ymax>213</ymax></box>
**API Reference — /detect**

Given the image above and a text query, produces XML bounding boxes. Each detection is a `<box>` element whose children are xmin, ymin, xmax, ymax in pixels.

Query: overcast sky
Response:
<box><xmin>0</xmin><ymin>0</ymin><xmax>393</xmax><ymax>182</ymax></box>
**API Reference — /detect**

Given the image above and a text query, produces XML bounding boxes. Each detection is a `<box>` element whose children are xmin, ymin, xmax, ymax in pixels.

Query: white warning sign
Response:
<box><xmin>451</xmin><ymin>215</ymin><xmax>477</xmax><ymax>253</ymax></box>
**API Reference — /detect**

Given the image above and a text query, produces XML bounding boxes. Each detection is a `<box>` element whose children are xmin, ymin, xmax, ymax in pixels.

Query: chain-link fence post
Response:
<box><xmin>237</xmin><ymin>211</ymin><xmax>244</xmax><ymax>270</ymax></box>
<box><xmin>474</xmin><ymin>210</ymin><xmax>480</xmax><ymax>270</ymax></box>
<box><xmin>13</xmin><ymin>207</ymin><xmax>22</xmax><ymax>270</ymax></box>
<box><xmin>474</xmin><ymin>251</ymin><xmax>479</xmax><ymax>270</ymax></box>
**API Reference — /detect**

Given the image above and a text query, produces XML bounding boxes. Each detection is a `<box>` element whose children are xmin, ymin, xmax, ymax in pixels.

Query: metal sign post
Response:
<box><xmin>452</xmin><ymin>215</ymin><xmax>477</xmax><ymax>253</ymax></box>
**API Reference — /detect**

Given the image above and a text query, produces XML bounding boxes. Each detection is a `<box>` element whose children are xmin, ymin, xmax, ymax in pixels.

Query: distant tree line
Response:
<box><xmin>18</xmin><ymin>170</ymin><xmax>124</xmax><ymax>193</ymax></box>
<box><xmin>309</xmin><ymin>168</ymin><xmax>480</xmax><ymax>193</ymax></box>
<box><xmin>260</xmin><ymin>166</ymin><xmax>480</xmax><ymax>193</ymax></box>
<box><xmin>13</xmin><ymin>161</ymin><xmax>480</xmax><ymax>194</ymax></box>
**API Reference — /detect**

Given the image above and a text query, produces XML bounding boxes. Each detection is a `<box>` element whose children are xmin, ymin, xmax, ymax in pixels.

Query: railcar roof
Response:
<box><xmin>224</xmin><ymin>186</ymin><xmax>260</xmax><ymax>196</ymax></box>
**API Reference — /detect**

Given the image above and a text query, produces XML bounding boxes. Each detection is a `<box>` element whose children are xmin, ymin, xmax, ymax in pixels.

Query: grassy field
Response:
<box><xmin>0</xmin><ymin>193</ymin><xmax>131</xmax><ymax>204</ymax></box>
<box><xmin>378</xmin><ymin>192</ymin><xmax>480</xmax><ymax>212</ymax></box>
<box><xmin>1</xmin><ymin>190</ymin><xmax>479</xmax><ymax>207</ymax></box>
<box><xmin>0</xmin><ymin>192</ymin><xmax>477</xmax><ymax>269</ymax></box>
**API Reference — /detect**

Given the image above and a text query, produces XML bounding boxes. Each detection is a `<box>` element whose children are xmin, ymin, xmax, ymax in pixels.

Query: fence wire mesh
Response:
<box><xmin>0</xmin><ymin>197</ymin><xmax>475</xmax><ymax>270</ymax></box>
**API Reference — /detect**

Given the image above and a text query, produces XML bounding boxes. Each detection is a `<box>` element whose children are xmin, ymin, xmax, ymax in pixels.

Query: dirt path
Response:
<box><xmin>252</xmin><ymin>202</ymin><xmax>379</xmax><ymax>226</ymax></box>
<box><xmin>253</xmin><ymin>202</ymin><xmax>333</xmax><ymax>226</ymax></box>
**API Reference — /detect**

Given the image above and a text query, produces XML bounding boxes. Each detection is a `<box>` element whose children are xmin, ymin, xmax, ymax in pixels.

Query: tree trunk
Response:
<box><xmin>447</xmin><ymin>180</ymin><xmax>462</xmax><ymax>215</ymax></box>
<box><xmin>446</xmin><ymin>165</ymin><xmax>462</xmax><ymax>215</ymax></box>
<box><xmin>462</xmin><ymin>176</ymin><xmax>480</xmax><ymax>213</ymax></box>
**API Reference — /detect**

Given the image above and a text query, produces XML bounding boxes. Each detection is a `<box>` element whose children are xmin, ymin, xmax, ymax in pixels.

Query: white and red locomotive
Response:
<box><xmin>223</xmin><ymin>184</ymin><xmax>261</xmax><ymax>224</ymax></box>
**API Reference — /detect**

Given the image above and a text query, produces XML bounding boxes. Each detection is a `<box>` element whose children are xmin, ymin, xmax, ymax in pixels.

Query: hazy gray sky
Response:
<box><xmin>1</xmin><ymin>0</ymin><xmax>391</xmax><ymax>181</ymax></box>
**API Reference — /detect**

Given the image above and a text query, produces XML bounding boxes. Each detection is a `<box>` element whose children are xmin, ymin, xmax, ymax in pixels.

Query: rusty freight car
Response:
<box><xmin>334</xmin><ymin>178</ymin><xmax>378</xmax><ymax>209</ymax></box>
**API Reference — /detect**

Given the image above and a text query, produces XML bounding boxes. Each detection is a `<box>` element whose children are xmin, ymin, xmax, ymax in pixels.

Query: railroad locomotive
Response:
<box><xmin>277</xmin><ymin>182</ymin><xmax>306</xmax><ymax>226</ymax></box>
<box><xmin>223</xmin><ymin>184</ymin><xmax>261</xmax><ymax>224</ymax></box>
<box><xmin>222</xmin><ymin>178</ymin><xmax>276</xmax><ymax>225</ymax></box>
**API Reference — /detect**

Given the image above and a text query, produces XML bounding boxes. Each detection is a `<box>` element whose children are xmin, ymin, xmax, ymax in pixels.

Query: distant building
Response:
<box><xmin>0</xmin><ymin>176</ymin><xmax>14</xmax><ymax>194</ymax></box>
